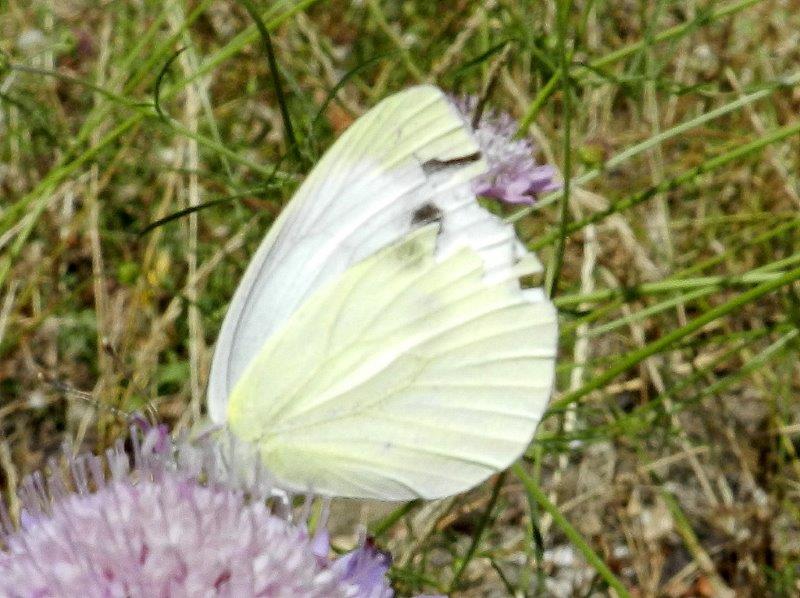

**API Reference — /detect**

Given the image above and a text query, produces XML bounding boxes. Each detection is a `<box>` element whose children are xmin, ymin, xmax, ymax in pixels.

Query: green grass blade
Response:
<box><xmin>550</xmin><ymin>262</ymin><xmax>800</xmax><ymax>413</ymax></box>
<box><xmin>513</xmin><ymin>463</ymin><xmax>632</xmax><ymax>598</ymax></box>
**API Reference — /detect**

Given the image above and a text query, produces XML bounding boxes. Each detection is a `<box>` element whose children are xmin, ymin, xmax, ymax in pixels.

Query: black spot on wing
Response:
<box><xmin>421</xmin><ymin>151</ymin><xmax>482</xmax><ymax>176</ymax></box>
<box><xmin>411</xmin><ymin>202</ymin><xmax>443</xmax><ymax>226</ymax></box>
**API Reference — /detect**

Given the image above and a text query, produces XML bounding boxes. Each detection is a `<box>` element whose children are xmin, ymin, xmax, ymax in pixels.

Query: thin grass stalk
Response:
<box><xmin>513</xmin><ymin>463</ymin><xmax>632</xmax><ymax>598</ymax></box>
<box><xmin>550</xmin><ymin>263</ymin><xmax>800</xmax><ymax>413</ymax></box>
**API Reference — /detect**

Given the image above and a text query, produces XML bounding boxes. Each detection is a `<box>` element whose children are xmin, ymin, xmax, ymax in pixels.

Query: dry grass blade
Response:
<box><xmin>1</xmin><ymin>1</ymin><xmax>799</xmax><ymax>595</ymax></box>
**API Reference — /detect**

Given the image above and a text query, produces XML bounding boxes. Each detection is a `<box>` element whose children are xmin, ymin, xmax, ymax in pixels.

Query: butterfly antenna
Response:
<box><xmin>471</xmin><ymin>42</ymin><xmax>512</xmax><ymax>129</ymax></box>
<box><xmin>38</xmin><ymin>372</ymin><xmax>132</xmax><ymax>423</ymax></box>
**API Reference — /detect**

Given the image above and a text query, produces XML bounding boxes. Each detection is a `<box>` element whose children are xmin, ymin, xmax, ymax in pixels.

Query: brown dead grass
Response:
<box><xmin>1</xmin><ymin>1</ymin><xmax>800</xmax><ymax>596</ymax></box>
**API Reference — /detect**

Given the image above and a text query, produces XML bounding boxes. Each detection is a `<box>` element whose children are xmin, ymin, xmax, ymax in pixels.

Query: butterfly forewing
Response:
<box><xmin>208</xmin><ymin>86</ymin><xmax>487</xmax><ymax>422</ymax></box>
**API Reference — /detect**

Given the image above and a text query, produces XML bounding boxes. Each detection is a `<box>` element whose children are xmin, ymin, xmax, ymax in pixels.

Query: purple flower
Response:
<box><xmin>454</xmin><ymin>95</ymin><xmax>560</xmax><ymax>205</ymax></box>
<box><xmin>333</xmin><ymin>536</ymin><xmax>394</xmax><ymax>598</ymax></box>
<box><xmin>0</xmin><ymin>428</ymin><xmax>394</xmax><ymax>598</ymax></box>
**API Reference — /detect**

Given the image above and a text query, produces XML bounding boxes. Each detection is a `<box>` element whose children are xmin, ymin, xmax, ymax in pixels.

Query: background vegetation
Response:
<box><xmin>1</xmin><ymin>0</ymin><xmax>799</xmax><ymax>595</ymax></box>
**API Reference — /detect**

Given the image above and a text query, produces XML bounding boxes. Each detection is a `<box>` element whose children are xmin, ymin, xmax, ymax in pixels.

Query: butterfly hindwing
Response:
<box><xmin>226</xmin><ymin>226</ymin><xmax>557</xmax><ymax>500</ymax></box>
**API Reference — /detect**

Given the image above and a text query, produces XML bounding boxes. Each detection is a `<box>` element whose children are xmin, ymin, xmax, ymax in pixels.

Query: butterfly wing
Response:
<box><xmin>208</xmin><ymin>86</ymin><xmax>487</xmax><ymax>423</ymax></box>
<box><xmin>226</xmin><ymin>226</ymin><xmax>557</xmax><ymax>500</ymax></box>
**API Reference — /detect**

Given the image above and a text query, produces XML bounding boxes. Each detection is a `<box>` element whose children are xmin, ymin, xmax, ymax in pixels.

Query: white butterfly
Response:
<box><xmin>207</xmin><ymin>86</ymin><xmax>557</xmax><ymax>501</ymax></box>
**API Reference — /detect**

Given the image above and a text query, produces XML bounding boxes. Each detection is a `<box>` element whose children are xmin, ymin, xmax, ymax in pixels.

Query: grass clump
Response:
<box><xmin>1</xmin><ymin>1</ymin><xmax>799</xmax><ymax>595</ymax></box>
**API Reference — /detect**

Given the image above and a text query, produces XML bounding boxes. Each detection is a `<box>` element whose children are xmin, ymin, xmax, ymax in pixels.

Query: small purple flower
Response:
<box><xmin>333</xmin><ymin>535</ymin><xmax>394</xmax><ymax>598</ymax></box>
<box><xmin>454</xmin><ymin>95</ymin><xmax>560</xmax><ymax>205</ymax></box>
<box><xmin>0</xmin><ymin>428</ymin><xmax>395</xmax><ymax>597</ymax></box>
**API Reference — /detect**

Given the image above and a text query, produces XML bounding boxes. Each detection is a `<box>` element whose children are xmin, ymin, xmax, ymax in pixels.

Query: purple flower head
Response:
<box><xmin>0</xmin><ymin>427</ymin><xmax>395</xmax><ymax>597</ymax></box>
<box><xmin>333</xmin><ymin>533</ymin><xmax>394</xmax><ymax>598</ymax></box>
<box><xmin>454</xmin><ymin>95</ymin><xmax>560</xmax><ymax>205</ymax></box>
